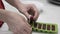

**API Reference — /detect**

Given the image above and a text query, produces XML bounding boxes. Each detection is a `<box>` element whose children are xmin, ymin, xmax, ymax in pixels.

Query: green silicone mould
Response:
<box><xmin>29</xmin><ymin>22</ymin><xmax>58</xmax><ymax>33</ymax></box>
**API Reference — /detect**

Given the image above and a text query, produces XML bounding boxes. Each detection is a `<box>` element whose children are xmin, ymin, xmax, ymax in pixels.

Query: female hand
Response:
<box><xmin>17</xmin><ymin>4</ymin><xmax>39</xmax><ymax>21</ymax></box>
<box><xmin>0</xmin><ymin>9</ymin><xmax>32</xmax><ymax>34</ymax></box>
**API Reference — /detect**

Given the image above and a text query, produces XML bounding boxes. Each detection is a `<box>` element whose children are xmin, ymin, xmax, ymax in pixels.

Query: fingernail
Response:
<box><xmin>28</xmin><ymin>15</ymin><xmax>33</xmax><ymax>20</ymax></box>
<box><xmin>30</xmin><ymin>16</ymin><xmax>34</xmax><ymax>21</ymax></box>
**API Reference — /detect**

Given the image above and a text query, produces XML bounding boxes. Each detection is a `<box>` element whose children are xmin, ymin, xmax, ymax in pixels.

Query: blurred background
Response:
<box><xmin>0</xmin><ymin>0</ymin><xmax>60</xmax><ymax>34</ymax></box>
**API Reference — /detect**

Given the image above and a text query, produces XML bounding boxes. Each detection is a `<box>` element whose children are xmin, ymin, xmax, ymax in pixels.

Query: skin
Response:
<box><xmin>5</xmin><ymin>0</ymin><xmax>39</xmax><ymax>20</ymax></box>
<box><xmin>0</xmin><ymin>9</ymin><xmax>32</xmax><ymax>34</ymax></box>
<box><xmin>0</xmin><ymin>0</ymin><xmax>39</xmax><ymax>34</ymax></box>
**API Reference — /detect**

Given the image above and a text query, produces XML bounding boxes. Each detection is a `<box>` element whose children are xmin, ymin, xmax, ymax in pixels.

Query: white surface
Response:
<box><xmin>0</xmin><ymin>0</ymin><xmax>60</xmax><ymax>34</ymax></box>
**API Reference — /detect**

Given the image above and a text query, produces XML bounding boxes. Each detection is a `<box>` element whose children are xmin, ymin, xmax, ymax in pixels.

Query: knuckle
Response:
<box><xmin>29</xmin><ymin>27</ymin><xmax>32</xmax><ymax>31</ymax></box>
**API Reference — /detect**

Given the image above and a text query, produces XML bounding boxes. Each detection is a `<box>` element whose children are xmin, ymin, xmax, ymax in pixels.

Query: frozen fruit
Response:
<box><xmin>52</xmin><ymin>25</ymin><xmax>55</xmax><ymax>31</ymax></box>
<box><xmin>38</xmin><ymin>24</ymin><xmax>42</xmax><ymax>29</ymax></box>
<box><xmin>47</xmin><ymin>25</ymin><xmax>50</xmax><ymax>30</ymax></box>
<box><xmin>43</xmin><ymin>24</ymin><xmax>46</xmax><ymax>30</ymax></box>
<box><xmin>34</xmin><ymin>23</ymin><xmax>37</xmax><ymax>28</ymax></box>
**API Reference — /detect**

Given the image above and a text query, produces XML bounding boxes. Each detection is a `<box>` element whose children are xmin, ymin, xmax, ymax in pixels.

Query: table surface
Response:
<box><xmin>0</xmin><ymin>0</ymin><xmax>60</xmax><ymax>34</ymax></box>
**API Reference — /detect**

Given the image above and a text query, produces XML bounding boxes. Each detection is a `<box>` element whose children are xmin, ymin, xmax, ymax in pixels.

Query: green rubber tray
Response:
<box><xmin>29</xmin><ymin>22</ymin><xmax>58</xmax><ymax>33</ymax></box>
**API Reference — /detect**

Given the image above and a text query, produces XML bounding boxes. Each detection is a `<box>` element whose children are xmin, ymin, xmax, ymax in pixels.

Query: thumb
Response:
<box><xmin>24</xmin><ymin>12</ymin><xmax>32</xmax><ymax>20</ymax></box>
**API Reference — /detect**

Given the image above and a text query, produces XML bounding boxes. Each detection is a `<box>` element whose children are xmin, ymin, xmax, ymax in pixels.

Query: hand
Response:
<box><xmin>0</xmin><ymin>10</ymin><xmax>32</xmax><ymax>34</ymax></box>
<box><xmin>17</xmin><ymin>4</ymin><xmax>39</xmax><ymax>21</ymax></box>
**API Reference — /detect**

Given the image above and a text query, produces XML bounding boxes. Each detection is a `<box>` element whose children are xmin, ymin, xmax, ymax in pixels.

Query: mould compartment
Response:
<box><xmin>38</xmin><ymin>23</ymin><xmax>42</xmax><ymax>29</ymax></box>
<box><xmin>34</xmin><ymin>23</ymin><xmax>37</xmax><ymax>28</ymax></box>
<box><xmin>52</xmin><ymin>25</ymin><xmax>55</xmax><ymax>31</ymax></box>
<box><xmin>42</xmin><ymin>24</ymin><xmax>46</xmax><ymax>30</ymax></box>
<box><xmin>47</xmin><ymin>25</ymin><xmax>51</xmax><ymax>30</ymax></box>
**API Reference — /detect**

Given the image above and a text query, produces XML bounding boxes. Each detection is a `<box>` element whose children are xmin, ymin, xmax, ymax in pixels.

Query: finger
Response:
<box><xmin>24</xmin><ymin>24</ymin><xmax>32</xmax><ymax>32</ymax></box>
<box><xmin>18</xmin><ymin>26</ymin><xmax>28</xmax><ymax>34</ymax></box>
<box><xmin>21</xmin><ymin>16</ymin><xmax>31</xmax><ymax>27</ymax></box>
<box><xmin>26</xmin><ymin>22</ymin><xmax>31</xmax><ymax>28</ymax></box>
<box><xmin>24</xmin><ymin>28</ymin><xmax>32</xmax><ymax>34</ymax></box>
<box><xmin>18</xmin><ymin>15</ymin><xmax>32</xmax><ymax>32</ymax></box>
<box><xmin>24</xmin><ymin>11</ymin><xmax>31</xmax><ymax>19</ymax></box>
<box><xmin>31</xmin><ymin>5</ymin><xmax>39</xmax><ymax>21</ymax></box>
<box><xmin>23</xmin><ymin>29</ymin><xmax>28</xmax><ymax>34</ymax></box>
<box><xmin>23</xmin><ymin>31</ymin><xmax>28</xmax><ymax>34</ymax></box>
<box><xmin>23</xmin><ymin>28</ymin><xmax>32</xmax><ymax>34</ymax></box>
<box><xmin>33</xmin><ymin>8</ymin><xmax>39</xmax><ymax>21</ymax></box>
